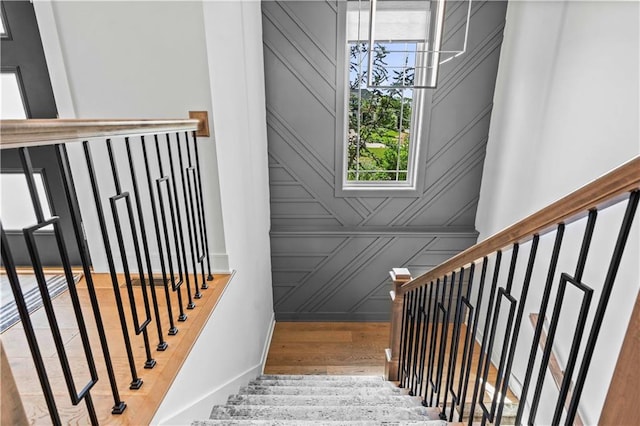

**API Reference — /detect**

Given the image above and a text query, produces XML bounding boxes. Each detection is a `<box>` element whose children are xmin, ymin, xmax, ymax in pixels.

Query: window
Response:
<box><xmin>347</xmin><ymin>40</ymin><xmax>417</xmax><ymax>182</ymax></box>
<box><xmin>0</xmin><ymin>171</ymin><xmax>53</xmax><ymax>230</ymax></box>
<box><xmin>1</xmin><ymin>72</ymin><xmax>28</xmax><ymax>119</ymax></box>
<box><xmin>336</xmin><ymin>1</ymin><xmax>430</xmax><ymax>195</ymax></box>
<box><xmin>0</xmin><ymin>4</ymin><xmax>7</xmax><ymax>38</ymax></box>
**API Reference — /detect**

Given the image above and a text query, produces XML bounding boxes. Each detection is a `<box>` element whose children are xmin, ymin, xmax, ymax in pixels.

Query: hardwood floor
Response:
<box><xmin>264</xmin><ymin>322</ymin><xmax>390</xmax><ymax>376</ymax></box>
<box><xmin>1</xmin><ymin>272</ymin><xmax>231</xmax><ymax>425</ymax></box>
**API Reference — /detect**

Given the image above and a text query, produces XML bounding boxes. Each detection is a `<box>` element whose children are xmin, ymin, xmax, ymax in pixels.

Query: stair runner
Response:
<box><xmin>193</xmin><ymin>375</ymin><xmax>446</xmax><ymax>425</ymax></box>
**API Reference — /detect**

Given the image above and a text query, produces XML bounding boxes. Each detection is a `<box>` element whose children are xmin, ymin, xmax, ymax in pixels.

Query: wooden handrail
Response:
<box><xmin>0</xmin><ymin>118</ymin><xmax>200</xmax><ymax>149</ymax></box>
<box><xmin>399</xmin><ymin>156</ymin><xmax>640</xmax><ymax>295</ymax></box>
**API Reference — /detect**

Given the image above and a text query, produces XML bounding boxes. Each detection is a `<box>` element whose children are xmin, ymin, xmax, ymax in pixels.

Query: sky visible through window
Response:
<box><xmin>349</xmin><ymin>43</ymin><xmax>417</xmax><ymax>93</ymax></box>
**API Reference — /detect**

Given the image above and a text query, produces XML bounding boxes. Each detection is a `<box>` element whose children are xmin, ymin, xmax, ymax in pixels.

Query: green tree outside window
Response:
<box><xmin>348</xmin><ymin>42</ymin><xmax>416</xmax><ymax>182</ymax></box>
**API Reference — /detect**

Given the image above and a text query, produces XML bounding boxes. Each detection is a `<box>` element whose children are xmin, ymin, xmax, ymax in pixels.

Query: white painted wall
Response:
<box><xmin>36</xmin><ymin>1</ymin><xmax>274</xmax><ymax>424</ymax></box>
<box><xmin>153</xmin><ymin>1</ymin><xmax>274</xmax><ymax>423</ymax></box>
<box><xmin>38</xmin><ymin>0</ymin><xmax>228</xmax><ymax>273</ymax></box>
<box><xmin>477</xmin><ymin>0</ymin><xmax>639</xmax><ymax>235</ymax></box>
<box><xmin>475</xmin><ymin>1</ymin><xmax>639</xmax><ymax>424</ymax></box>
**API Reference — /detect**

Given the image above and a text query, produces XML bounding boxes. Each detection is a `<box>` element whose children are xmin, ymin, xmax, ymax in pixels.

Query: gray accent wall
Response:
<box><xmin>262</xmin><ymin>0</ymin><xmax>507</xmax><ymax>321</ymax></box>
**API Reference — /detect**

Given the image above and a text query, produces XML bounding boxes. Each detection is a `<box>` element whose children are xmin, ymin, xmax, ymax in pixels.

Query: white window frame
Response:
<box><xmin>334</xmin><ymin>1</ymin><xmax>432</xmax><ymax>198</ymax></box>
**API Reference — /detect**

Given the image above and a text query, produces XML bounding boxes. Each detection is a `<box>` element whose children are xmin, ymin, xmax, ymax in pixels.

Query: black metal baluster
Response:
<box><xmin>142</xmin><ymin>135</ymin><xmax>179</xmax><ymax>334</ymax></box>
<box><xmin>459</xmin><ymin>258</ymin><xmax>488</xmax><ymax>422</ymax></box>
<box><xmin>404</xmin><ymin>289</ymin><xmax>418</xmax><ymax>391</ymax></box>
<box><xmin>448</xmin><ymin>264</ymin><xmax>475</xmax><ymax>421</ymax></box>
<box><xmin>107</xmin><ymin>140</ymin><xmax>156</xmax><ymax>370</ymax></box>
<box><xmin>426</xmin><ymin>278</ymin><xmax>442</xmax><ymax>406</ymax></box>
<box><xmin>443</xmin><ymin>267</ymin><xmax>466</xmax><ymax>420</ymax></box>
<box><xmin>18</xmin><ymin>149</ymin><xmax>45</xmax><ymax>222</ymax></box>
<box><xmin>504</xmin><ymin>244</ymin><xmax>519</xmax><ymax>294</ymax></box>
<box><xmin>528</xmin><ymin>211</ymin><xmax>597</xmax><ymax>424</ymax></box>
<box><xmin>50</xmin><ymin>220</ymin><xmax>99</xmax><ymax>425</ymax></box>
<box><xmin>109</xmin><ymin>193</ymin><xmax>156</xmax><ymax>368</ymax></box>
<box><xmin>402</xmin><ymin>289</ymin><xmax>417</xmax><ymax>392</ymax></box>
<box><xmin>83</xmin><ymin>141</ymin><xmax>142</xmax><ymax>389</ymax></box>
<box><xmin>515</xmin><ymin>225</ymin><xmax>565</xmax><ymax>425</ymax></box>
<box><xmin>186</xmin><ymin>166</ymin><xmax>205</xmax><ymax>294</ymax></box>
<box><xmin>423</xmin><ymin>280</ymin><xmax>436</xmax><ymax>403</ymax></box>
<box><xmin>0</xmin><ymin>223</ymin><xmax>61</xmax><ymax>425</ymax></box>
<box><xmin>495</xmin><ymin>236</ymin><xmax>539</xmax><ymax>426</ymax></box>
<box><xmin>166</xmin><ymin>133</ymin><xmax>195</xmax><ymax>310</ymax></box>
<box><xmin>409</xmin><ymin>286</ymin><xmax>424</xmax><ymax>395</ymax></box>
<box><xmin>478</xmin><ymin>288</ymin><xmax>517</xmax><ymax>425</ymax></box>
<box><xmin>191</xmin><ymin>130</ymin><xmax>214</xmax><ymax>282</ymax></box>
<box><xmin>477</xmin><ymin>244</ymin><xmax>519</xmax><ymax>425</ymax></box>
<box><xmin>412</xmin><ymin>285</ymin><xmax>429</xmax><ymax>397</ymax></box>
<box><xmin>417</xmin><ymin>281</ymin><xmax>434</xmax><ymax>402</ymax></box>
<box><xmin>435</xmin><ymin>272</ymin><xmax>454</xmax><ymax>412</ymax></box>
<box><xmin>176</xmin><ymin>132</ymin><xmax>201</xmax><ymax>300</ymax></box>
<box><xmin>549</xmin><ymin>274</ymin><xmax>593</xmax><ymax>425</ymax></box>
<box><xmin>20</xmin><ymin>147</ymin><xmax>99</xmax><ymax>424</ymax></box>
<box><xmin>56</xmin><ymin>144</ymin><xmax>126</xmax><ymax>413</ymax></box>
<box><xmin>185</xmin><ymin>131</ymin><xmax>207</xmax><ymax>291</ymax></box>
<box><xmin>403</xmin><ymin>288</ymin><xmax>415</xmax><ymax>390</ymax></box>
<box><xmin>468</xmin><ymin>251</ymin><xmax>502</xmax><ymax>425</ymax></box>
<box><xmin>157</xmin><ymin>136</ymin><xmax>188</xmax><ymax>322</ymax></box>
<box><xmin>403</xmin><ymin>287</ymin><xmax>415</xmax><ymax>390</ymax></box>
<box><xmin>567</xmin><ymin>191</ymin><xmax>639</xmax><ymax>425</ymax></box>
<box><xmin>397</xmin><ymin>286</ymin><xmax>410</xmax><ymax>383</ymax></box>
<box><xmin>125</xmin><ymin>137</ymin><xmax>166</xmax><ymax>351</ymax></box>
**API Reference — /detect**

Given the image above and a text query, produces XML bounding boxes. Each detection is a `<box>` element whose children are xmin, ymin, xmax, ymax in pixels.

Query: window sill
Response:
<box><xmin>335</xmin><ymin>182</ymin><xmax>423</xmax><ymax>198</ymax></box>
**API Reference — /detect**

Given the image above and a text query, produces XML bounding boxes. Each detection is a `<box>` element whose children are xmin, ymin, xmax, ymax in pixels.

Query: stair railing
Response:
<box><xmin>386</xmin><ymin>156</ymin><xmax>639</xmax><ymax>425</ymax></box>
<box><xmin>0</xmin><ymin>119</ymin><xmax>215</xmax><ymax>425</ymax></box>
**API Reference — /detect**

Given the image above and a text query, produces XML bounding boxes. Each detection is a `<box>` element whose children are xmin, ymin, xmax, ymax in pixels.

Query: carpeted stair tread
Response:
<box><xmin>248</xmin><ymin>379</ymin><xmax>397</xmax><ymax>388</ymax></box>
<box><xmin>208</xmin><ymin>405</ymin><xmax>435</xmax><ymax>421</ymax></box>
<box><xmin>194</xmin><ymin>420</ymin><xmax>446</xmax><ymax>426</ymax></box>
<box><xmin>195</xmin><ymin>374</ymin><xmax>441</xmax><ymax>425</ymax></box>
<box><xmin>227</xmin><ymin>394</ymin><xmax>424</xmax><ymax>407</ymax></box>
<box><xmin>257</xmin><ymin>374</ymin><xmax>384</xmax><ymax>382</ymax></box>
<box><xmin>239</xmin><ymin>384</ymin><xmax>408</xmax><ymax>396</ymax></box>
<box><xmin>194</xmin><ymin>420</ymin><xmax>445</xmax><ymax>425</ymax></box>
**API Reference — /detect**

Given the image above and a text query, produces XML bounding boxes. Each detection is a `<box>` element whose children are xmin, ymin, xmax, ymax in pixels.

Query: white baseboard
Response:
<box><xmin>210</xmin><ymin>253</ymin><xmax>230</xmax><ymax>273</ymax></box>
<box><xmin>155</xmin><ymin>311</ymin><xmax>276</xmax><ymax>425</ymax></box>
<box><xmin>261</xmin><ymin>314</ymin><xmax>276</xmax><ymax>374</ymax></box>
<box><xmin>157</xmin><ymin>362</ymin><xmax>263</xmax><ymax>425</ymax></box>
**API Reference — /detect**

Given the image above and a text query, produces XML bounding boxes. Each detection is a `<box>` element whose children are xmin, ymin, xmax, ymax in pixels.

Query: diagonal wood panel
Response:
<box><xmin>271</xmin><ymin>232</ymin><xmax>479</xmax><ymax>321</ymax></box>
<box><xmin>263</xmin><ymin>0</ymin><xmax>507</xmax><ymax>321</ymax></box>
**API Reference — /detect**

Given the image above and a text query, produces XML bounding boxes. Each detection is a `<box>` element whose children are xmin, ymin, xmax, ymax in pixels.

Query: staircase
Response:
<box><xmin>193</xmin><ymin>375</ymin><xmax>446</xmax><ymax>425</ymax></box>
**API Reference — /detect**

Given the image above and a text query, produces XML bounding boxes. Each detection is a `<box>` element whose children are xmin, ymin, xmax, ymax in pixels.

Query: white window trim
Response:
<box><xmin>334</xmin><ymin>1</ymin><xmax>432</xmax><ymax>198</ymax></box>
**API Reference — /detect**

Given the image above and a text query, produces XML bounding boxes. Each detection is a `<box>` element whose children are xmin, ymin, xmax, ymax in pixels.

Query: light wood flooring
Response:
<box><xmin>264</xmin><ymin>322</ymin><xmax>390</xmax><ymax>376</ymax></box>
<box><xmin>1</xmin><ymin>272</ymin><xmax>231</xmax><ymax>425</ymax></box>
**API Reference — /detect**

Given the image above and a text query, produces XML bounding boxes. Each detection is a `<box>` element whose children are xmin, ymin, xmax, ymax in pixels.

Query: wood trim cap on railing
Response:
<box><xmin>0</xmin><ymin>119</ymin><xmax>200</xmax><ymax>149</ymax></box>
<box><xmin>399</xmin><ymin>156</ymin><xmax>640</xmax><ymax>295</ymax></box>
